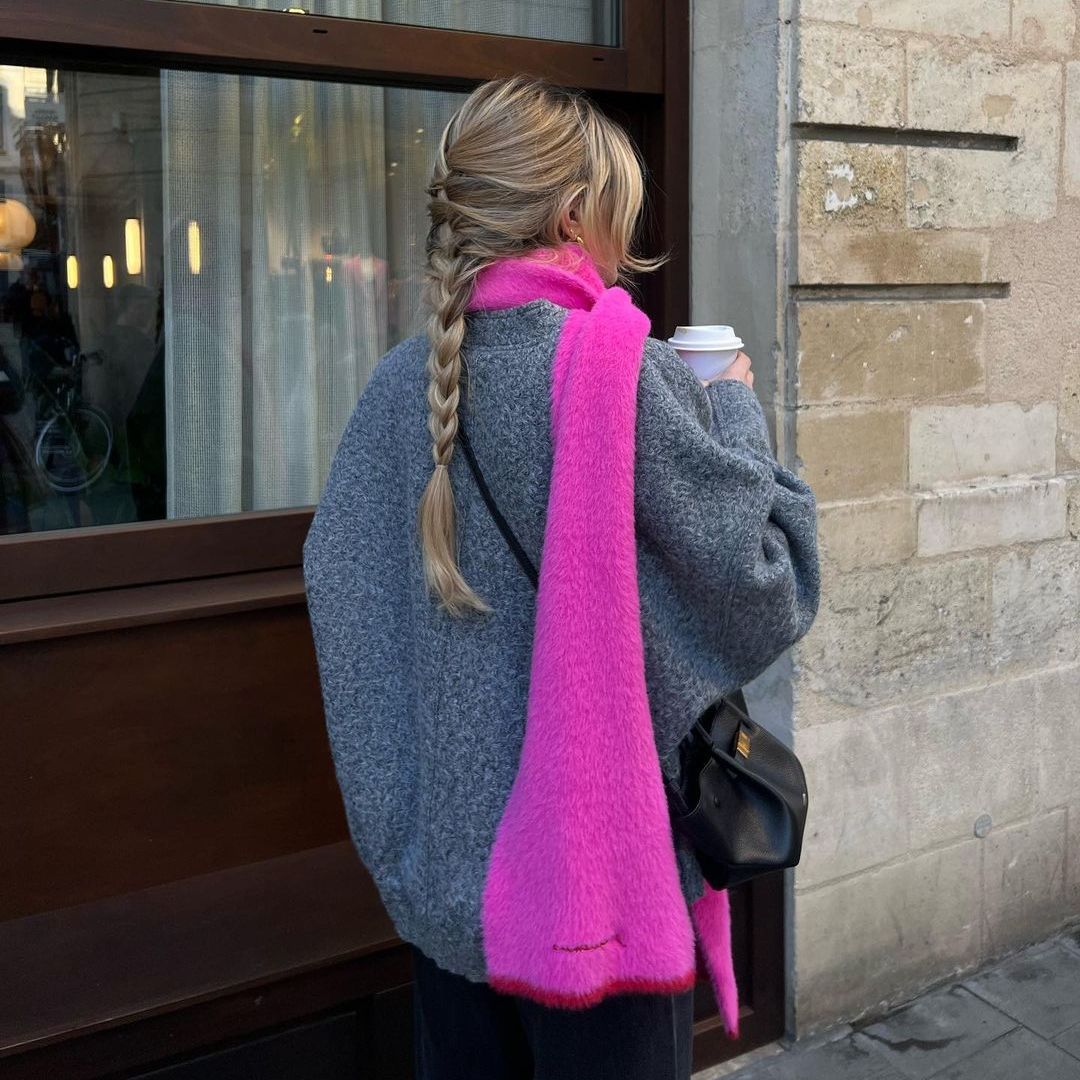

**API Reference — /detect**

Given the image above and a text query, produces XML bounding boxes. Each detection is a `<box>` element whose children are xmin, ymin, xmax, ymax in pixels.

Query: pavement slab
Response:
<box><xmin>701</xmin><ymin>931</ymin><xmax>1080</xmax><ymax>1080</ymax></box>
<box><xmin>733</xmin><ymin>1034</ymin><xmax>906</xmax><ymax>1080</ymax></box>
<box><xmin>850</xmin><ymin>984</ymin><xmax>1016</xmax><ymax>1080</ymax></box>
<box><xmin>962</xmin><ymin>940</ymin><xmax>1080</xmax><ymax>1039</ymax></box>
<box><xmin>1055</xmin><ymin>1022</ymin><xmax>1080</xmax><ymax>1062</ymax></box>
<box><xmin>930</xmin><ymin>1027</ymin><xmax>1080</xmax><ymax>1080</ymax></box>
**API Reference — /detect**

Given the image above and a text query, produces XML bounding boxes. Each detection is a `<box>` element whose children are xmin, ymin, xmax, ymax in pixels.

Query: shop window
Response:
<box><xmin>0</xmin><ymin>64</ymin><xmax>464</xmax><ymax>534</ymax></box>
<box><xmin>0</xmin><ymin>0</ymin><xmax>682</xmax><ymax>598</ymax></box>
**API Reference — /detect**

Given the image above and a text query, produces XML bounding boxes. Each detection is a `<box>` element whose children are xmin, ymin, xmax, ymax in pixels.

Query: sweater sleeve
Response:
<box><xmin>634</xmin><ymin>337</ymin><xmax>820</xmax><ymax>762</ymax></box>
<box><xmin>302</xmin><ymin>352</ymin><xmax>417</xmax><ymax>886</ymax></box>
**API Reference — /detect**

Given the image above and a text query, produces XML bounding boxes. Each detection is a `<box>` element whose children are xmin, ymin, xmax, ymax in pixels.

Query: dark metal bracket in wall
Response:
<box><xmin>791</xmin><ymin>122</ymin><xmax>1019</xmax><ymax>153</ymax></box>
<box><xmin>790</xmin><ymin>282</ymin><xmax>1012</xmax><ymax>303</ymax></box>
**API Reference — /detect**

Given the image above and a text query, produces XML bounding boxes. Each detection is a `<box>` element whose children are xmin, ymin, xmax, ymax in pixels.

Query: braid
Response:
<box><xmin>417</xmin><ymin>205</ymin><xmax>490</xmax><ymax>615</ymax></box>
<box><xmin>415</xmin><ymin>75</ymin><xmax>659</xmax><ymax>614</ymax></box>
<box><xmin>425</xmin><ymin>223</ymin><xmax>469</xmax><ymax>469</ymax></box>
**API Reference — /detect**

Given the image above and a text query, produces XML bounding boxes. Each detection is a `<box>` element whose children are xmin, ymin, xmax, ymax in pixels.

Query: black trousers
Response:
<box><xmin>410</xmin><ymin>944</ymin><xmax>695</xmax><ymax>1080</ymax></box>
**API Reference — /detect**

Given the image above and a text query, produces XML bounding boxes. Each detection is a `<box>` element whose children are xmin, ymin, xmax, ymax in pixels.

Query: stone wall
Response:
<box><xmin>692</xmin><ymin>0</ymin><xmax>1080</xmax><ymax>1039</ymax></box>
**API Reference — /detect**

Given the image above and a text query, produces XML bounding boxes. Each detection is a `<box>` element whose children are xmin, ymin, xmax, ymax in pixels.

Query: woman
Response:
<box><xmin>304</xmin><ymin>76</ymin><xmax>819</xmax><ymax>1080</ymax></box>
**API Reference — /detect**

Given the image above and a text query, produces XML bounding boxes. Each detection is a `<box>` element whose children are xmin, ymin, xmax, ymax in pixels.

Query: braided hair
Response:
<box><xmin>417</xmin><ymin>75</ymin><xmax>663</xmax><ymax>614</ymax></box>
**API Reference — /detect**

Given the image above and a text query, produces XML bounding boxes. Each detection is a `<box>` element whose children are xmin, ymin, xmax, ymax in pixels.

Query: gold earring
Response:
<box><xmin>573</xmin><ymin>233</ymin><xmax>584</xmax><ymax>244</ymax></box>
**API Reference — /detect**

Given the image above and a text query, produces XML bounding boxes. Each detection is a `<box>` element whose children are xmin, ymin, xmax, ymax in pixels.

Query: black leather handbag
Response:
<box><xmin>456</xmin><ymin>419</ymin><xmax>810</xmax><ymax>891</ymax></box>
<box><xmin>663</xmin><ymin>691</ymin><xmax>808</xmax><ymax>888</ymax></box>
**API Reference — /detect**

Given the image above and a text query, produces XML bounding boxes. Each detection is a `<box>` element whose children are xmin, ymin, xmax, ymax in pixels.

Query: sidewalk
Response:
<box><xmin>697</xmin><ymin>929</ymin><xmax>1080</xmax><ymax>1080</ymax></box>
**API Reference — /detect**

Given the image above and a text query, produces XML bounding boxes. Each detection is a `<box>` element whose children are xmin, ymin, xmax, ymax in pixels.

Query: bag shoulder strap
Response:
<box><xmin>456</xmin><ymin>417</ymin><xmax>539</xmax><ymax>590</ymax></box>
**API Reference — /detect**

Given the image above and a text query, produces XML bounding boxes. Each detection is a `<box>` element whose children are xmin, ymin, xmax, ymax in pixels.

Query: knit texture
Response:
<box><xmin>303</xmin><ymin>298</ymin><xmax>820</xmax><ymax>1014</ymax></box>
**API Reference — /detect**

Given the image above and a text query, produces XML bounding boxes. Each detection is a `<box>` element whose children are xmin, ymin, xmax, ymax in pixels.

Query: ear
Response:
<box><xmin>558</xmin><ymin>193</ymin><xmax>585</xmax><ymax>241</ymax></box>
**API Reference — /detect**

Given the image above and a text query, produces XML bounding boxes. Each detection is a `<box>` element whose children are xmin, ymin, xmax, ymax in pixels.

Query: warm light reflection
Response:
<box><xmin>187</xmin><ymin>220</ymin><xmax>201</xmax><ymax>275</ymax></box>
<box><xmin>124</xmin><ymin>217</ymin><xmax>143</xmax><ymax>275</ymax></box>
<box><xmin>102</xmin><ymin>255</ymin><xmax>115</xmax><ymax>289</ymax></box>
<box><xmin>0</xmin><ymin>198</ymin><xmax>37</xmax><ymax>251</ymax></box>
<box><xmin>66</xmin><ymin>254</ymin><xmax>79</xmax><ymax>290</ymax></box>
<box><xmin>324</xmin><ymin>264</ymin><xmax>333</xmax><ymax>284</ymax></box>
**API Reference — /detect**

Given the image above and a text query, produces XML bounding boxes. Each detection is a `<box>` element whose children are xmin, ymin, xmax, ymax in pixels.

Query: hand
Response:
<box><xmin>707</xmin><ymin>350</ymin><xmax>754</xmax><ymax>389</ymax></box>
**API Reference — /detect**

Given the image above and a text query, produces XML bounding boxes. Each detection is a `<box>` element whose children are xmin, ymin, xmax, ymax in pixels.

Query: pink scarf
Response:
<box><xmin>466</xmin><ymin>244</ymin><xmax>740</xmax><ymax>1038</ymax></box>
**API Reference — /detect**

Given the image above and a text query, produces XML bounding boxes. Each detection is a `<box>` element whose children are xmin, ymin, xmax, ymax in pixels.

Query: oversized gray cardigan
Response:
<box><xmin>303</xmin><ymin>299</ymin><xmax>820</xmax><ymax>982</ymax></box>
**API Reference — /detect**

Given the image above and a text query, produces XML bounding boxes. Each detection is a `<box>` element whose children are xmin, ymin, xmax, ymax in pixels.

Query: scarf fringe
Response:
<box><xmin>488</xmin><ymin>971</ymin><xmax>698</xmax><ymax>1011</ymax></box>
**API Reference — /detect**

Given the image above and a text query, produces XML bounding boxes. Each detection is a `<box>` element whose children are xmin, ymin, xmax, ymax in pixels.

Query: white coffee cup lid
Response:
<box><xmin>667</xmin><ymin>324</ymin><xmax>743</xmax><ymax>351</ymax></box>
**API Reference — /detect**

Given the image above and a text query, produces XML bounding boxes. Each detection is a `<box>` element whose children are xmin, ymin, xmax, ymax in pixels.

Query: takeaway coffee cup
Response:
<box><xmin>667</xmin><ymin>325</ymin><xmax>744</xmax><ymax>382</ymax></box>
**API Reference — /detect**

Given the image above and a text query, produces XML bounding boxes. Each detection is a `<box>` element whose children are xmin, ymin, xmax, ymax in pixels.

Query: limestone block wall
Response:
<box><xmin>787</xmin><ymin>0</ymin><xmax>1080</xmax><ymax>1035</ymax></box>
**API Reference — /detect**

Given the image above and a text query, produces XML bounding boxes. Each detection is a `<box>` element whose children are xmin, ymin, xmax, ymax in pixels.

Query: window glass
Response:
<box><xmin>0</xmin><ymin>64</ymin><xmax>464</xmax><ymax>534</ymax></box>
<box><xmin>164</xmin><ymin>0</ymin><xmax>621</xmax><ymax>47</ymax></box>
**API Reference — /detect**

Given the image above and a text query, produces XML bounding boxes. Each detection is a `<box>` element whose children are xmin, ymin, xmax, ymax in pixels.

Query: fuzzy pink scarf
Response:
<box><xmin>466</xmin><ymin>244</ymin><xmax>740</xmax><ymax>1038</ymax></box>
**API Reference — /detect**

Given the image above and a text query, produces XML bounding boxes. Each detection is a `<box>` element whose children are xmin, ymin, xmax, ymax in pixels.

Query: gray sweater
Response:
<box><xmin>303</xmin><ymin>299</ymin><xmax>820</xmax><ymax>982</ymax></box>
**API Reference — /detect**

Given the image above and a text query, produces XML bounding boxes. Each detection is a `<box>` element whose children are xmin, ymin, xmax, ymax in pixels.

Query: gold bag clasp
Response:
<box><xmin>735</xmin><ymin>728</ymin><xmax>751</xmax><ymax>758</ymax></box>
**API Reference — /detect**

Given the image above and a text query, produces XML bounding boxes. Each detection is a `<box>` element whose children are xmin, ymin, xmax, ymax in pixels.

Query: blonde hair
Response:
<box><xmin>419</xmin><ymin>75</ymin><xmax>664</xmax><ymax>615</ymax></box>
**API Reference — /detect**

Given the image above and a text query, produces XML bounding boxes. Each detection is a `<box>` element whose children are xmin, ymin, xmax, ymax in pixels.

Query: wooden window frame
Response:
<box><xmin>0</xmin><ymin>0</ymin><xmax>690</xmax><ymax>606</ymax></box>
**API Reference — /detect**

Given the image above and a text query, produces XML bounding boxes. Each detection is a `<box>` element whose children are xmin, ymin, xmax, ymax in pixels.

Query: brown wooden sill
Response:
<box><xmin>0</xmin><ymin>508</ymin><xmax>313</xmax><ymax>603</ymax></box>
<box><xmin>0</xmin><ymin>842</ymin><xmax>397</xmax><ymax>1057</ymax></box>
<box><xmin>0</xmin><ymin>567</ymin><xmax>306</xmax><ymax>645</ymax></box>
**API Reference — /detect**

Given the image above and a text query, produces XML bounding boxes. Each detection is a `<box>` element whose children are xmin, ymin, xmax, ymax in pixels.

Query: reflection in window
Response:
<box><xmin>0</xmin><ymin>64</ymin><xmax>464</xmax><ymax>534</ymax></box>
<box><xmin>164</xmin><ymin>0</ymin><xmax>622</xmax><ymax>48</ymax></box>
